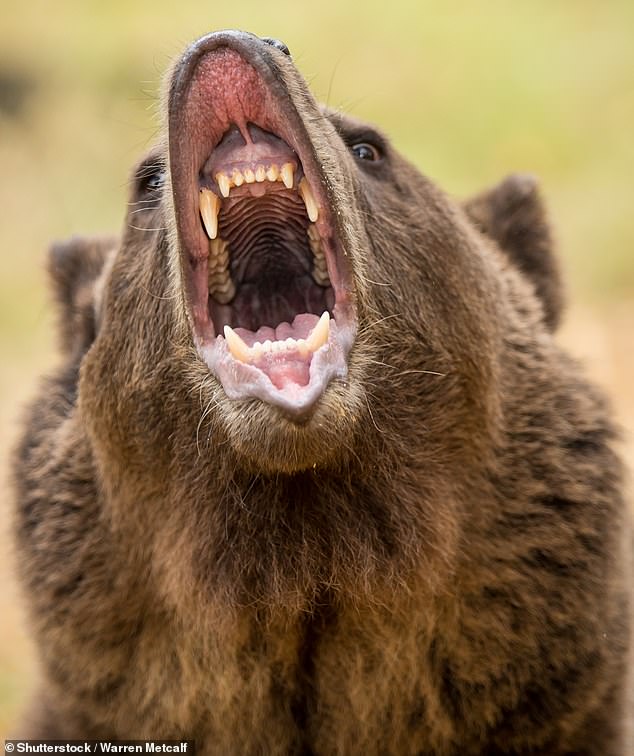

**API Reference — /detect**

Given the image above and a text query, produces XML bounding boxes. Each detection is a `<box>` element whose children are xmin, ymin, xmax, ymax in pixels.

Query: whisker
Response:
<box><xmin>396</xmin><ymin>369</ymin><xmax>447</xmax><ymax>378</ymax></box>
<box><xmin>364</xmin><ymin>393</ymin><xmax>384</xmax><ymax>435</ymax></box>
<box><xmin>139</xmin><ymin>285</ymin><xmax>178</xmax><ymax>301</ymax></box>
<box><xmin>196</xmin><ymin>396</ymin><xmax>220</xmax><ymax>456</ymax></box>
<box><xmin>128</xmin><ymin>225</ymin><xmax>168</xmax><ymax>232</ymax></box>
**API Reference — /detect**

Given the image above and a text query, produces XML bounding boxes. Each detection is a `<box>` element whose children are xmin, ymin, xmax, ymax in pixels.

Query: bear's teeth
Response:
<box><xmin>210</xmin><ymin>163</ymin><xmax>305</xmax><ymax>200</ymax></box>
<box><xmin>281</xmin><ymin>162</ymin><xmax>295</xmax><ymax>189</ymax></box>
<box><xmin>208</xmin><ymin>238</ymin><xmax>235</xmax><ymax>304</ymax></box>
<box><xmin>223</xmin><ymin>313</ymin><xmax>331</xmax><ymax>364</ymax></box>
<box><xmin>224</xmin><ymin>326</ymin><xmax>251</xmax><ymax>363</ymax></box>
<box><xmin>299</xmin><ymin>178</ymin><xmax>319</xmax><ymax>222</ymax></box>
<box><xmin>216</xmin><ymin>172</ymin><xmax>231</xmax><ymax>198</ymax></box>
<box><xmin>305</xmin><ymin>311</ymin><xmax>330</xmax><ymax>352</ymax></box>
<box><xmin>307</xmin><ymin>223</ymin><xmax>330</xmax><ymax>286</ymax></box>
<box><xmin>199</xmin><ymin>188</ymin><xmax>220</xmax><ymax>240</ymax></box>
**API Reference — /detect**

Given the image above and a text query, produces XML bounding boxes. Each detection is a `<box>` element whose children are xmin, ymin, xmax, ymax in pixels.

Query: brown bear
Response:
<box><xmin>11</xmin><ymin>30</ymin><xmax>632</xmax><ymax>755</ymax></box>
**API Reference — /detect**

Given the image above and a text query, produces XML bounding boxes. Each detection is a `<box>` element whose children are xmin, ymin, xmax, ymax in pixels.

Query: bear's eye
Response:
<box><xmin>145</xmin><ymin>171</ymin><xmax>165</xmax><ymax>192</ymax></box>
<box><xmin>139</xmin><ymin>166</ymin><xmax>165</xmax><ymax>196</ymax></box>
<box><xmin>351</xmin><ymin>142</ymin><xmax>381</xmax><ymax>162</ymax></box>
<box><xmin>134</xmin><ymin>159</ymin><xmax>166</xmax><ymax>204</ymax></box>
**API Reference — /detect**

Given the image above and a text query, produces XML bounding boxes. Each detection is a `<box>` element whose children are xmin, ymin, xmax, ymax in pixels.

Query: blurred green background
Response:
<box><xmin>1</xmin><ymin>0</ymin><xmax>632</xmax><ymax>735</ymax></box>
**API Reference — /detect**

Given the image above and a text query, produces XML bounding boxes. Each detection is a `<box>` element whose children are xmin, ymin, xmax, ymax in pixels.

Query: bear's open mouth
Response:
<box><xmin>169</xmin><ymin>36</ymin><xmax>356</xmax><ymax>416</ymax></box>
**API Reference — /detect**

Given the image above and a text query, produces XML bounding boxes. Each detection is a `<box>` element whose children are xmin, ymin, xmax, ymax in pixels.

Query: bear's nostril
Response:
<box><xmin>261</xmin><ymin>37</ymin><xmax>291</xmax><ymax>57</ymax></box>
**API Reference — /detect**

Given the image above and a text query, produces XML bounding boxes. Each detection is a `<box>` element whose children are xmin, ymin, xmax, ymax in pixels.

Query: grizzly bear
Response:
<box><xmin>12</xmin><ymin>30</ymin><xmax>632</xmax><ymax>755</ymax></box>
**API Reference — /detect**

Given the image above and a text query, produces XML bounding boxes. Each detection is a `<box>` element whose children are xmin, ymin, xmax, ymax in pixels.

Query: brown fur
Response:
<box><xmin>12</xmin><ymin>32</ymin><xmax>632</xmax><ymax>755</ymax></box>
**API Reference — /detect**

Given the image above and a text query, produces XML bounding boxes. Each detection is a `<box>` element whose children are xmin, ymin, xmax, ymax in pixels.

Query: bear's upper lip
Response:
<box><xmin>168</xmin><ymin>31</ymin><xmax>356</xmax><ymax>417</ymax></box>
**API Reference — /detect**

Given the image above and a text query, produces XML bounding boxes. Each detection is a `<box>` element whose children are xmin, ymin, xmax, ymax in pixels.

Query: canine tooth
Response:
<box><xmin>216</xmin><ymin>173</ymin><xmax>231</xmax><ymax>198</ymax></box>
<box><xmin>200</xmin><ymin>189</ymin><xmax>220</xmax><ymax>240</ymax></box>
<box><xmin>244</xmin><ymin>168</ymin><xmax>256</xmax><ymax>183</ymax></box>
<box><xmin>224</xmin><ymin>326</ymin><xmax>251</xmax><ymax>363</ymax></box>
<box><xmin>281</xmin><ymin>163</ymin><xmax>294</xmax><ymax>189</ymax></box>
<box><xmin>306</xmin><ymin>312</ymin><xmax>330</xmax><ymax>352</ymax></box>
<box><xmin>233</xmin><ymin>170</ymin><xmax>245</xmax><ymax>187</ymax></box>
<box><xmin>299</xmin><ymin>178</ymin><xmax>319</xmax><ymax>222</ymax></box>
<box><xmin>255</xmin><ymin>165</ymin><xmax>266</xmax><ymax>182</ymax></box>
<box><xmin>266</xmin><ymin>165</ymin><xmax>279</xmax><ymax>182</ymax></box>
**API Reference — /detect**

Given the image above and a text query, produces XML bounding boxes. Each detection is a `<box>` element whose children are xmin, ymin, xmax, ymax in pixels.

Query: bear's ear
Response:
<box><xmin>463</xmin><ymin>174</ymin><xmax>564</xmax><ymax>331</ymax></box>
<box><xmin>47</xmin><ymin>234</ymin><xmax>118</xmax><ymax>360</ymax></box>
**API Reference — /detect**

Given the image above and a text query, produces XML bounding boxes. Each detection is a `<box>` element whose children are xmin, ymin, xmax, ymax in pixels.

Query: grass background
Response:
<box><xmin>1</xmin><ymin>0</ymin><xmax>632</xmax><ymax>734</ymax></box>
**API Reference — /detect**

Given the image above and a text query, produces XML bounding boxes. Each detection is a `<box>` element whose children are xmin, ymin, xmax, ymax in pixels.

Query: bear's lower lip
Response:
<box><xmin>168</xmin><ymin>32</ymin><xmax>356</xmax><ymax>416</ymax></box>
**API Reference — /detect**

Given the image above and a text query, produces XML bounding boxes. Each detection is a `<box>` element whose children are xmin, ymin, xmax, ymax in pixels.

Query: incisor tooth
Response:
<box><xmin>266</xmin><ymin>165</ymin><xmax>279</xmax><ymax>182</ymax></box>
<box><xmin>216</xmin><ymin>173</ymin><xmax>231</xmax><ymax>198</ymax></box>
<box><xmin>244</xmin><ymin>168</ymin><xmax>255</xmax><ymax>183</ymax></box>
<box><xmin>224</xmin><ymin>326</ymin><xmax>251</xmax><ymax>363</ymax></box>
<box><xmin>255</xmin><ymin>165</ymin><xmax>266</xmax><ymax>182</ymax></box>
<box><xmin>306</xmin><ymin>311</ymin><xmax>330</xmax><ymax>352</ymax></box>
<box><xmin>199</xmin><ymin>189</ymin><xmax>220</xmax><ymax>240</ymax></box>
<box><xmin>233</xmin><ymin>170</ymin><xmax>245</xmax><ymax>187</ymax></box>
<box><xmin>281</xmin><ymin>163</ymin><xmax>294</xmax><ymax>189</ymax></box>
<box><xmin>299</xmin><ymin>178</ymin><xmax>319</xmax><ymax>222</ymax></box>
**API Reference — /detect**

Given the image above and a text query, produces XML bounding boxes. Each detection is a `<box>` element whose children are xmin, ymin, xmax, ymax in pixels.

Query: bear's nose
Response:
<box><xmin>261</xmin><ymin>37</ymin><xmax>291</xmax><ymax>57</ymax></box>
